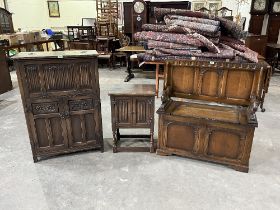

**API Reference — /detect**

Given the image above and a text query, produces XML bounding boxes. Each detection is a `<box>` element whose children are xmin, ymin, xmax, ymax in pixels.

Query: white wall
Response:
<box><xmin>221</xmin><ymin>0</ymin><xmax>251</xmax><ymax>31</ymax></box>
<box><xmin>6</xmin><ymin>0</ymin><xmax>96</xmax><ymax>31</ymax></box>
<box><xmin>3</xmin><ymin>0</ymin><xmax>250</xmax><ymax>31</ymax></box>
<box><xmin>0</xmin><ymin>1</ymin><xmax>4</xmax><ymax>8</ymax></box>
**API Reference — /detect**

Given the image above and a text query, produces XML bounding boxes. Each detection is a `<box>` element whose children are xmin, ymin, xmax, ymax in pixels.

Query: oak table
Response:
<box><xmin>109</xmin><ymin>84</ymin><xmax>156</xmax><ymax>153</ymax></box>
<box><xmin>116</xmin><ymin>46</ymin><xmax>145</xmax><ymax>82</ymax></box>
<box><xmin>142</xmin><ymin>61</ymin><xmax>165</xmax><ymax>98</ymax></box>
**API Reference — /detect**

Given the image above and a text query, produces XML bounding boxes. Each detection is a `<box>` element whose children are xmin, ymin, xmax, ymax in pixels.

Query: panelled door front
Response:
<box><xmin>114</xmin><ymin>97</ymin><xmax>133</xmax><ymax>127</ymax></box>
<box><xmin>133</xmin><ymin>97</ymin><xmax>153</xmax><ymax>127</ymax></box>
<box><xmin>65</xmin><ymin>97</ymin><xmax>102</xmax><ymax>148</ymax></box>
<box><xmin>29</xmin><ymin>99</ymin><xmax>68</xmax><ymax>153</ymax></box>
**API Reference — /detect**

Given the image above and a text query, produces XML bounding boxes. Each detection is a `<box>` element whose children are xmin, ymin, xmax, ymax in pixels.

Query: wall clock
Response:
<box><xmin>132</xmin><ymin>0</ymin><xmax>147</xmax><ymax>41</ymax></box>
<box><xmin>250</xmin><ymin>0</ymin><xmax>269</xmax><ymax>14</ymax></box>
<box><xmin>269</xmin><ymin>0</ymin><xmax>280</xmax><ymax>14</ymax></box>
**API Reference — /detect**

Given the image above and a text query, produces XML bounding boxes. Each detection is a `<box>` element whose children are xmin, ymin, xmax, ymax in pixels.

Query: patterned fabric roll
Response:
<box><xmin>142</xmin><ymin>24</ymin><xmax>192</xmax><ymax>34</ymax></box>
<box><xmin>134</xmin><ymin>31</ymin><xmax>220</xmax><ymax>53</ymax></box>
<box><xmin>168</xmin><ymin>15</ymin><xmax>220</xmax><ymax>26</ymax></box>
<box><xmin>137</xmin><ymin>53</ymin><xmax>234</xmax><ymax>62</ymax></box>
<box><xmin>154</xmin><ymin>7</ymin><xmax>208</xmax><ymax>21</ymax></box>
<box><xmin>154</xmin><ymin>7</ymin><xmax>247</xmax><ymax>40</ymax></box>
<box><xmin>220</xmin><ymin>43</ymin><xmax>258</xmax><ymax>63</ymax></box>
<box><xmin>216</xmin><ymin>17</ymin><xmax>247</xmax><ymax>40</ymax></box>
<box><xmin>142</xmin><ymin>23</ymin><xmax>221</xmax><ymax>39</ymax></box>
<box><xmin>149</xmin><ymin>48</ymin><xmax>235</xmax><ymax>59</ymax></box>
<box><xmin>147</xmin><ymin>40</ymin><xmax>200</xmax><ymax>50</ymax></box>
<box><xmin>165</xmin><ymin>17</ymin><xmax>220</xmax><ymax>34</ymax></box>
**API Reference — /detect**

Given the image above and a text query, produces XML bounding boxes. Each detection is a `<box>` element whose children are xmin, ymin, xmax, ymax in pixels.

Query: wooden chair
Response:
<box><xmin>216</xmin><ymin>7</ymin><xmax>233</xmax><ymax>19</ymax></box>
<box><xmin>195</xmin><ymin>7</ymin><xmax>210</xmax><ymax>14</ymax></box>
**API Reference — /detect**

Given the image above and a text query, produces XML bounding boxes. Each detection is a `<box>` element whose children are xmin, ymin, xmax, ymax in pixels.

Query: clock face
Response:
<box><xmin>273</xmin><ymin>2</ymin><xmax>280</xmax><ymax>13</ymax></box>
<box><xmin>134</xmin><ymin>1</ymin><xmax>145</xmax><ymax>14</ymax></box>
<box><xmin>253</xmin><ymin>0</ymin><xmax>266</xmax><ymax>11</ymax></box>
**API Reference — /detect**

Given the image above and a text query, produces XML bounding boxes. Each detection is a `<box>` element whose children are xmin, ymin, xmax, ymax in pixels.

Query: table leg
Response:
<box><xmin>150</xmin><ymin>130</ymin><xmax>155</xmax><ymax>153</ymax></box>
<box><xmin>124</xmin><ymin>52</ymin><xmax>134</xmax><ymax>82</ymax></box>
<box><xmin>112</xmin><ymin>129</ymin><xmax>118</xmax><ymax>153</ymax></box>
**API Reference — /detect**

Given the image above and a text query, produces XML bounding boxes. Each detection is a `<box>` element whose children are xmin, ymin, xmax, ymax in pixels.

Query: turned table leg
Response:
<box><xmin>112</xmin><ymin>130</ymin><xmax>118</xmax><ymax>153</ymax></box>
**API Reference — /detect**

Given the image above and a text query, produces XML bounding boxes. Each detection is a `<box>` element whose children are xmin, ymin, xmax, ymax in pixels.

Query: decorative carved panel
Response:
<box><xmin>32</xmin><ymin>102</ymin><xmax>58</xmax><ymax>115</ymax></box>
<box><xmin>69</xmin><ymin>99</ymin><xmax>94</xmax><ymax>111</ymax></box>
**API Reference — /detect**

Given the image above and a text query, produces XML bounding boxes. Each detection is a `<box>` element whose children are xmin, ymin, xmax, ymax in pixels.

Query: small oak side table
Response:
<box><xmin>109</xmin><ymin>84</ymin><xmax>155</xmax><ymax>153</ymax></box>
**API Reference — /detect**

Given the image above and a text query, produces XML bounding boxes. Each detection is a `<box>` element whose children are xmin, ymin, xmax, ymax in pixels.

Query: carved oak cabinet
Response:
<box><xmin>109</xmin><ymin>85</ymin><xmax>155</xmax><ymax>153</ymax></box>
<box><xmin>157</xmin><ymin>60</ymin><xmax>271</xmax><ymax>172</ymax></box>
<box><xmin>13</xmin><ymin>51</ymin><xmax>103</xmax><ymax>162</ymax></box>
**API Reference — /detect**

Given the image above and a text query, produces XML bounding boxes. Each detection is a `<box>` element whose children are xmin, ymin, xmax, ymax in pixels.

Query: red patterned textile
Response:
<box><xmin>165</xmin><ymin>17</ymin><xmax>220</xmax><ymax>34</ymax></box>
<box><xmin>142</xmin><ymin>23</ymin><xmax>221</xmax><ymax>39</ymax></box>
<box><xmin>142</xmin><ymin>24</ymin><xmax>192</xmax><ymax>34</ymax></box>
<box><xmin>168</xmin><ymin>15</ymin><xmax>220</xmax><ymax>26</ymax></box>
<box><xmin>137</xmin><ymin>53</ymin><xmax>233</xmax><ymax>62</ymax></box>
<box><xmin>134</xmin><ymin>31</ymin><xmax>220</xmax><ymax>53</ymax></box>
<box><xmin>148</xmin><ymin>48</ymin><xmax>235</xmax><ymax>59</ymax></box>
<box><xmin>147</xmin><ymin>40</ymin><xmax>199</xmax><ymax>50</ymax></box>
<box><xmin>154</xmin><ymin>8</ymin><xmax>208</xmax><ymax>21</ymax></box>
<box><xmin>220</xmin><ymin>42</ymin><xmax>258</xmax><ymax>63</ymax></box>
<box><xmin>154</xmin><ymin>7</ymin><xmax>247</xmax><ymax>39</ymax></box>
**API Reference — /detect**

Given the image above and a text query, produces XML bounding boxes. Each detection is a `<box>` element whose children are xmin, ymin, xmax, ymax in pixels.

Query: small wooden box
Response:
<box><xmin>157</xmin><ymin>60</ymin><xmax>271</xmax><ymax>172</ymax></box>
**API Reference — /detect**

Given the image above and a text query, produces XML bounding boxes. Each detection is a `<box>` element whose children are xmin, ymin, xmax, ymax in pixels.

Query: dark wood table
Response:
<box><xmin>116</xmin><ymin>46</ymin><xmax>145</xmax><ymax>82</ymax></box>
<box><xmin>267</xmin><ymin>43</ymin><xmax>280</xmax><ymax>73</ymax></box>
<box><xmin>0</xmin><ymin>39</ymin><xmax>64</xmax><ymax>57</ymax></box>
<box><xmin>108</xmin><ymin>84</ymin><xmax>156</xmax><ymax>153</ymax></box>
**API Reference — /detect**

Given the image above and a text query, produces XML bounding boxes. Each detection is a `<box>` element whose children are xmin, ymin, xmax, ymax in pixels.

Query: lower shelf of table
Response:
<box><xmin>113</xmin><ymin>134</ymin><xmax>155</xmax><ymax>153</ymax></box>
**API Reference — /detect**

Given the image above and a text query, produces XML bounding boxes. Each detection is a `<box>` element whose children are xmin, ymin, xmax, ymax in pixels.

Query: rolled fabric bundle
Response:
<box><xmin>147</xmin><ymin>40</ymin><xmax>200</xmax><ymax>50</ymax></box>
<box><xmin>134</xmin><ymin>31</ymin><xmax>220</xmax><ymax>53</ymax></box>
<box><xmin>151</xmin><ymin>48</ymin><xmax>235</xmax><ymax>59</ymax></box>
<box><xmin>215</xmin><ymin>17</ymin><xmax>247</xmax><ymax>40</ymax></box>
<box><xmin>154</xmin><ymin>7</ymin><xmax>208</xmax><ymax>21</ymax></box>
<box><xmin>168</xmin><ymin>15</ymin><xmax>220</xmax><ymax>26</ymax></box>
<box><xmin>142</xmin><ymin>23</ymin><xmax>221</xmax><ymax>39</ymax></box>
<box><xmin>165</xmin><ymin>17</ymin><xmax>220</xmax><ymax>34</ymax></box>
<box><xmin>142</xmin><ymin>24</ymin><xmax>192</xmax><ymax>34</ymax></box>
<box><xmin>154</xmin><ymin>7</ymin><xmax>247</xmax><ymax>40</ymax></box>
<box><xmin>220</xmin><ymin>43</ymin><xmax>258</xmax><ymax>63</ymax></box>
<box><xmin>137</xmin><ymin>53</ymin><xmax>233</xmax><ymax>62</ymax></box>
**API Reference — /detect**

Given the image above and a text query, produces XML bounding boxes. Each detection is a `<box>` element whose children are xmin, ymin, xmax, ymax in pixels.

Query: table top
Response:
<box><xmin>0</xmin><ymin>39</ymin><xmax>60</xmax><ymax>50</ymax></box>
<box><xmin>12</xmin><ymin>50</ymin><xmax>99</xmax><ymax>60</ymax></box>
<box><xmin>108</xmin><ymin>84</ymin><xmax>156</xmax><ymax>96</ymax></box>
<box><xmin>116</xmin><ymin>46</ymin><xmax>145</xmax><ymax>52</ymax></box>
<box><xmin>267</xmin><ymin>43</ymin><xmax>280</xmax><ymax>49</ymax></box>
